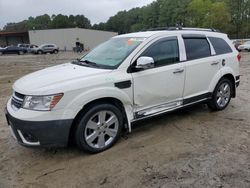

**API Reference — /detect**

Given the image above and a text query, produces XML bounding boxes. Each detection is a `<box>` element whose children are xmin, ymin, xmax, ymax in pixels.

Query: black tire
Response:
<box><xmin>208</xmin><ymin>78</ymin><xmax>233</xmax><ymax>111</ymax></box>
<box><xmin>53</xmin><ymin>50</ymin><xmax>58</xmax><ymax>54</ymax></box>
<box><xmin>75</xmin><ymin>103</ymin><xmax>123</xmax><ymax>153</ymax></box>
<box><xmin>37</xmin><ymin>50</ymin><xmax>43</xmax><ymax>55</ymax></box>
<box><xmin>18</xmin><ymin>51</ymin><xmax>24</xmax><ymax>55</ymax></box>
<box><xmin>0</xmin><ymin>52</ymin><xmax>3</xmax><ymax>56</ymax></box>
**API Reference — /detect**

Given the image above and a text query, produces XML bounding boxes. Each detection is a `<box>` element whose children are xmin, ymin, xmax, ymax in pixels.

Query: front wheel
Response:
<box><xmin>75</xmin><ymin>104</ymin><xmax>123</xmax><ymax>153</ymax></box>
<box><xmin>208</xmin><ymin>78</ymin><xmax>233</xmax><ymax>111</ymax></box>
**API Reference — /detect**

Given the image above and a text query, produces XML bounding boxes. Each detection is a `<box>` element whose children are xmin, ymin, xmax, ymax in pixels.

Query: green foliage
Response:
<box><xmin>2</xmin><ymin>0</ymin><xmax>250</xmax><ymax>38</ymax></box>
<box><xmin>98</xmin><ymin>0</ymin><xmax>250</xmax><ymax>38</ymax></box>
<box><xmin>3</xmin><ymin>14</ymin><xmax>91</xmax><ymax>31</ymax></box>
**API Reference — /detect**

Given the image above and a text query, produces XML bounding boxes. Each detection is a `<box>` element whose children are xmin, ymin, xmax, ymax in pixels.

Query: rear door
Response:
<box><xmin>182</xmin><ymin>35</ymin><xmax>220</xmax><ymax>103</ymax></box>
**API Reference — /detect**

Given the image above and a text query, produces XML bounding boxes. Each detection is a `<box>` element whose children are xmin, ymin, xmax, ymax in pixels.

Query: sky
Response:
<box><xmin>0</xmin><ymin>0</ymin><xmax>156</xmax><ymax>29</ymax></box>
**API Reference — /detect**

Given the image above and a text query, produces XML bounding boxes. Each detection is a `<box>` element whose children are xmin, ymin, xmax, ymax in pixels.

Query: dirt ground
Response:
<box><xmin>0</xmin><ymin>52</ymin><xmax>249</xmax><ymax>188</ymax></box>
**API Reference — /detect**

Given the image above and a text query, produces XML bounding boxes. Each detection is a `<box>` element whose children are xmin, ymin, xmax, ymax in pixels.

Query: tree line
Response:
<box><xmin>2</xmin><ymin>14</ymin><xmax>91</xmax><ymax>32</ymax></box>
<box><xmin>2</xmin><ymin>0</ymin><xmax>250</xmax><ymax>39</ymax></box>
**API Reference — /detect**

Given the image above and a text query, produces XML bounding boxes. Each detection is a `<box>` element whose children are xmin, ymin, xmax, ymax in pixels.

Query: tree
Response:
<box><xmin>226</xmin><ymin>0</ymin><xmax>250</xmax><ymax>38</ymax></box>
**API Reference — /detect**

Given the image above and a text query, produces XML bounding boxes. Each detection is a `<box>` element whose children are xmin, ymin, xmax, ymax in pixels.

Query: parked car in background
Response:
<box><xmin>17</xmin><ymin>43</ymin><xmax>30</xmax><ymax>48</ymax></box>
<box><xmin>32</xmin><ymin>44</ymin><xmax>59</xmax><ymax>54</ymax></box>
<box><xmin>0</xmin><ymin>46</ymin><xmax>27</xmax><ymax>55</ymax></box>
<box><xmin>238</xmin><ymin>41</ymin><xmax>250</xmax><ymax>52</ymax></box>
<box><xmin>232</xmin><ymin>40</ymin><xmax>242</xmax><ymax>51</ymax></box>
<box><xmin>17</xmin><ymin>44</ymin><xmax>38</xmax><ymax>53</ymax></box>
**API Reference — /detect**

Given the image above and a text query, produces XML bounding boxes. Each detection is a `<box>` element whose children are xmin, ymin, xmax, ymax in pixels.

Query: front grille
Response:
<box><xmin>14</xmin><ymin>92</ymin><xmax>25</xmax><ymax>99</ymax></box>
<box><xmin>11</xmin><ymin>92</ymin><xmax>25</xmax><ymax>110</ymax></box>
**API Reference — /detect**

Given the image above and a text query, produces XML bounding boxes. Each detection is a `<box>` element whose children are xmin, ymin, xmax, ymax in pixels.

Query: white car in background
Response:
<box><xmin>238</xmin><ymin>41</ymin><xmax>250</xmax><ymax>52</ymax></box>
<box><xmin>5</xmin><ymin>27</ymin><xmax>240</xmax><ymax>153</ymax></box>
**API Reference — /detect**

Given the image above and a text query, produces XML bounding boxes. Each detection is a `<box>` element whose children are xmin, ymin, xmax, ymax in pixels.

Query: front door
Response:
<box><xmin>132</xmin><ymin>37</ymin><xmax>185</xmax><ymax>118</ymax></box>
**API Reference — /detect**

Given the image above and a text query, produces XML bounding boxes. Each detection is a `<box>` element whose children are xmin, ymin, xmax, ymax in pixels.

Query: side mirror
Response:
<box><xmin>136</xmin><ymin>56</ymin><xmax>154</xmax><ymax>70</ymax></box>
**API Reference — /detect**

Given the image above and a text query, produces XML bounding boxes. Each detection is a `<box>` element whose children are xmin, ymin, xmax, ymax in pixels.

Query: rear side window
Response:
<box><xmin>208</xmin><ymin>37</ymin><xmax>232</xmax><ymax>55</ymax></box>
<box><xmin>184</xmin><ymin>38</ymin><xmax>211</xmax><ymax>60</ymax></box>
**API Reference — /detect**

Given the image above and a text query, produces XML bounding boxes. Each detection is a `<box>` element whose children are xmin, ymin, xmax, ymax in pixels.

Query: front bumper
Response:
<box><xmin>5</xmin><ymin>108</ymin><xmax>73</xmax><ymax>147</ymax></box>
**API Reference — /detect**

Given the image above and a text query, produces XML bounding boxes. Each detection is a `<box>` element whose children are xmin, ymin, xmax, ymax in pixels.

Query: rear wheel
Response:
<box><xmin>208</xmin><ymin>78</ymin><xmax>233</xmax><ymax>111</ymax></box>
<box><xmin>53</xmin><ymin>50</ymin><xmax>58</xmax><ymax>54</ymax></box>
<box><xmin>0</xmin><ymin>52</ymin><xmax>2</xmax><ymax>55</ymax></box>
<box><xmin>75</xmin><ymin>104</ymin><xmax>123</xmax><ymax>153</ymax></box>
<box><xmin>38</xmin><ymin>50</ymin><xmax>43</xmax><ymax>54</ymax></box>
<box><xmin>18</xmin><ymin>51</ymin><xmax>24</xmax><ymax>55</ymax></box>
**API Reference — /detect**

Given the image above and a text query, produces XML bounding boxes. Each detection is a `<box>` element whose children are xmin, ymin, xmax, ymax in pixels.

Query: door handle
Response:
<box><xmin>173</xmin><ymin>68</ymin><xmax>184</xmax><ymax>74</ymax></box>
<box><xmin>211</xmin><ymin>61</ymin><xmax>220</xmax><ymax>66</ymax></box>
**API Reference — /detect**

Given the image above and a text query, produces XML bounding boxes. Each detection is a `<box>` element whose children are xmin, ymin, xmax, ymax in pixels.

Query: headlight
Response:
<box><xmin>22</xmin><ymin>93</ymin><xmax>63</xmax><ymax>111</ymax></box>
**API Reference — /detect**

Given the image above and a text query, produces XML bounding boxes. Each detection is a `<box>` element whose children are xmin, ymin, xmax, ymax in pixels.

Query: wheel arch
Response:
<box><xmin>68</xmin><ymin>97</ymin><xmax>131</xmax><ymax>145</ymax></box>
<box><xmin>220</xmin><ymin>73</ymin><xmax>236</xmax><ymax>97</ymax></box>
<box><xmin>209</xmin><ymin>67</ymin><xmax>236</xmax><ymax>98</ymax></box>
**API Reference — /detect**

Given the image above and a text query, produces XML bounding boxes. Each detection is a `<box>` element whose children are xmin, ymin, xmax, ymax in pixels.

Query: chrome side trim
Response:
<box><xmin>17</xmin><ymin>130</ymin><xmax>40</xmax><ymax>146</ymax></box>
<box><xmin>131</xmin><ymin>98</ymin><xmax>209</xmax><ymax>122</ymax></box>
<box><xmin>135</xmin><ymin>100</ymin><xmax>183</xmax><ymax>119</ymax></box>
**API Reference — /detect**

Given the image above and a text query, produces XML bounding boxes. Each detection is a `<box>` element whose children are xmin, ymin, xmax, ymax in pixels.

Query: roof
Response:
<box><xmin>28</xmin><ymin>28</ymin><xmax>118</xmax><ymax>34</ymax></box>
<box><xmin>114</xmin><ymin>28</ymin><xmax>227</xmax><ymax>39</ymax></box>
<box><xmin>0</xmin><ymin>31</ymin><xmax>28</xmax><ymax>36</ymax></box>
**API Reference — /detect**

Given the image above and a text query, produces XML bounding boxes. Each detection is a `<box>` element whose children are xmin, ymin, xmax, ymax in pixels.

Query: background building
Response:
<box><xmin>0</xmin><ymin>31</ymin><xmax>29</xmax><ymax>47</ymax></box>
<box><xmin>0</xmin><ymin>28</ymin><xmax>118</xmax><ymax>50</ymax></box>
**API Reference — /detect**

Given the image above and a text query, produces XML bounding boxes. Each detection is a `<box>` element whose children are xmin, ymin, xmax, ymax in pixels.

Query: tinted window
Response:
<box><xmin>142</xmin><ymin>39</ymin><xmax>179</xmax><ymax>67</ymax></box>
<box><xmin>209</xmin><ymin>37</ymin><xmax>232</xmax><ymax>55</ymax></box>
<box><xmin>184</xmin><ymin>38</ymin><xmax>211</xmax><ymax>60</ymax></box>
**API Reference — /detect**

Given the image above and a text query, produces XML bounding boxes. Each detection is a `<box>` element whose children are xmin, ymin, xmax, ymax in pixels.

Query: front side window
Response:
<box><xmin>208</xmin><ymin>37</ymin><xmax>232</xmax><ymax>55</ymax></box>
<box><xmin>141</xmin><ymin>39</ymin><xmax>179</xmax><ymax>67</ymax></box>
<box><xmin>184</xmin><ymin>38</ymin><xmax>211</xmax><ymax>60</ymax></box>
<box><xmin>80</xmin><ymin>37</ymin><xmax>145</xmax><ymax>69</ymax></box>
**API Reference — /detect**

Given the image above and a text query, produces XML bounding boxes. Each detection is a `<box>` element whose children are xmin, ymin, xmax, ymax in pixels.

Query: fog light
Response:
<box><xmin>23</xmin><ymin>132</ymin><xmax>38</xmax><ymax>143</ymax></box>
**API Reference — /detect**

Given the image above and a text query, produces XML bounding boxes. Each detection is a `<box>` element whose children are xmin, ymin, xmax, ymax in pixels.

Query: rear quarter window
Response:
<box><xmin>208</xmin><ymin>37</ymin><xmax>232</xmax><ymax>55</ymax></box>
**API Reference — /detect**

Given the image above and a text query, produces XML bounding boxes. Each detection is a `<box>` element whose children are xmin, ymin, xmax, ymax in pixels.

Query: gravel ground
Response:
<box><xmin>0</xmin><ymin>52</ymin><xmax>249</xmax><ymax>188</ymax></box>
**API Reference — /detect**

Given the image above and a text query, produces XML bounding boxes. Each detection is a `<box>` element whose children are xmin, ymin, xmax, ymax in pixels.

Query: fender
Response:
<box><xmin>63</xmin><ymin>86</ymin><xmax>134</xmax><ymax>132</ymax></box>
<box><xmin>209</xmin><ymin>66</ymin><xmax>235</xmax><ymax>93</ymax></box>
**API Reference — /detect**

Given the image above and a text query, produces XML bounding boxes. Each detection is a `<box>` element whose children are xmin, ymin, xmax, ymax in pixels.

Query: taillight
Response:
<box><xmin>237</xmin><ymin>53</ymin><xmax>241</xmax><ymax>62</ymax></box>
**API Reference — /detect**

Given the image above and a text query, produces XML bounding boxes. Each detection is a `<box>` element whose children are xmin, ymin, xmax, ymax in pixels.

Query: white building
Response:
<box><xmin>28</xmin><ymin>28</ymin><xmax>118</xmax><ymax>51</ymax></box>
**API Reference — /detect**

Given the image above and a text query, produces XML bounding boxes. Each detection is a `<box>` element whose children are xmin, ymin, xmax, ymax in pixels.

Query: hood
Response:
<box><xmin>13</xmin><ymin>63</ymin><xmax>111</xmax><ymax>95</ymax></box>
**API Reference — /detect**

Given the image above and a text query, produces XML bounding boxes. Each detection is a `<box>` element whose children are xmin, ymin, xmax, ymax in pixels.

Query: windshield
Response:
<box><xmin>79</xmin><ymin>37</ymin><xmax>145</xmax><ymax>69</ymax></box>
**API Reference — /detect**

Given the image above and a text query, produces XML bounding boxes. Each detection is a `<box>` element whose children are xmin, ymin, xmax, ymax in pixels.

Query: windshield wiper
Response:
<box><xmin>72</xmin><ymin>59</ymin><xmax>99</xmax><ymax>67</ymax></box>
<box><xmin>79</xmin><ymin>60</ymin><xmax>98</xmax><ymax>66</ymax></box>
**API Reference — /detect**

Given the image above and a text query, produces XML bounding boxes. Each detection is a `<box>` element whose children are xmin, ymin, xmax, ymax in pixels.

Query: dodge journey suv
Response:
<box><xmin>5</xmin><ymin>27</ymin><xmax>240</xmax><ymax>153</ymax></box>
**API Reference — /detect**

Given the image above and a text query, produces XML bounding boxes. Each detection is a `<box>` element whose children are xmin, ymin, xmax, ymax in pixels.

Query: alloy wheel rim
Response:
<box><xmin>84</xmin><ymin>110</ymin><xmax>119</xmax><ymax>149</ymax></box>
<box><xmin>216</xmin><ymin>82</ymin><xmax>231</xmax><ymax>108</ymax></box>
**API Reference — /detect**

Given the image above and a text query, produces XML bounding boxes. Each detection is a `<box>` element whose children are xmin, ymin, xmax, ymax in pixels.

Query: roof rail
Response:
<box><xmin>141</xmin><ymin>27</ymin><xmax>220</xmax><ymax>32</ymax></box>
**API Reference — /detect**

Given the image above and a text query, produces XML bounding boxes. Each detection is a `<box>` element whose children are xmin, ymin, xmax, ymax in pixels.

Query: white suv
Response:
<box><xmin>238</xmin><ymin>41</ymin><xmax>250</xmax><ymax>52</ymax></box>
<box><xmin>5</xmin><ymin>28</ymin><xmax>240</xmax><ymax>153</ymax></box>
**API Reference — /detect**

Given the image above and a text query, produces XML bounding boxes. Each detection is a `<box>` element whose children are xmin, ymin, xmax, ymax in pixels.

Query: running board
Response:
<box><xmin>135</xmin><ymin>100</ymin><xmax>183</xmax><ymax>119</ymax></box>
